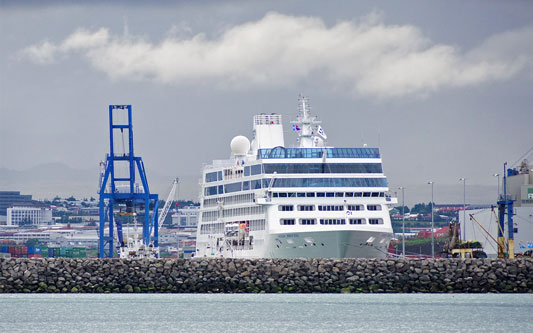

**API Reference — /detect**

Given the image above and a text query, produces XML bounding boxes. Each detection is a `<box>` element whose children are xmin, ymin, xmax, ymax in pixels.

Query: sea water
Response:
<box><xmin>0</xmin><ymin>294</ymin><xmax>531</xmax><ymax>332</ymax></box>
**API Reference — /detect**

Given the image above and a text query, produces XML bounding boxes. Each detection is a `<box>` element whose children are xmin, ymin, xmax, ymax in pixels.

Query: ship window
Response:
<box><xmin>345</xmin><ymin>192</ymin><xmax>354</xmax><ymax>197</ymax></box>
<box><xmin>244</xmin><ymin>166</ymin><xmax>251</xmax><ymax>176</ymax></box>
<box><xmin>354</xmin><ymin>192</ymin><xmax>362</xmax><ymax>197</ymax></box>
<box><xmin>298</xmin><ymin>205</ymin><xmax>315</xmax><ymax>211</ymax></box>
<box><xmin>347</xmin><ymin>205</ymin><xmax>363</xmax><ymax>211</ymax></box>
<box><xmin>300</xmin><ymin>219</ymin><xmax>316</xmax><ymax>225</ymax></box>
<box><xmin>243</xmin><ymin>181</ymin><xmax>250</xmax><ymax>191</ymax></box>
<box><xmin>349</xmin><ymin>219</ymin><xmax>366</xmax><ymax>225</ymax></box>
<box><xmin>280</xmin><ymin>219</ymin><xmax>295</xmax><ymax>225</ymax></box>
<box><xmin>278</xmin><ymin>192</ymin><xmax>287</xmax><ymax>198</ymax></box>
<box><xmin>205</xmin><ymin>172</ymin><xmax>218</xmax><ymax>183</ymax></box>
<box><xmin>205</xmin><ymin>186</ymin><xmax>217</xmax><ymax>196</ymax></box>
<box><xmin>319</xmin><ymin>219</ymin><xmax>346</xmax><ymax>225</ymax></box>
<box><xmin>371</xmin><ymin>192</ymin><xmax>379</xmax><ymax>197</ymax></box>
<box><xmin>251</xmin><ymin>180</ymin><xmax>262</xmax><ymax>190</ymax></box>
<box><xmin>224</xmin><ymin>182</ymin><xmax>242</xmax><ymax>194</ymax></box>
<box><xmin>288</xmin><ymin>192</ymin><xmax>296</xmax><ymax>197</ymax></box>
<box><xmin>306</xmin><ymin>192</ymin><xmax>315</xmax><ymax>197</ymax></box>
<box><xmin>316</xmin><ymin>192</ymin><xmax>325</xmax><ymax>197</ymax></box>
<box><xmin>273</xmin><ymin>193</ymin><xmax>279</xmax><ymax>197</ymax></box>
<box><xmin>251</xmin><ymin>164</ymin><xmax>262</xmax><ymax>175</ymax></box>
<box><xmin>335</xmin><ymin>192</ymin><xmax>344</xmax><ymax>197</ymax></box>
<box><xmin>369</xmin><ymin>218</ymin><xmax>384</xmax><ymax>225</ymax></box>
<box><xmin>318</xmin><ymin>205</ymin><xmax>344</xmax><ymax>211</ymax></box>
<box><xmin>279</xmin><ymin>205</ymin><xmax>294</xmax><ymax>211</ymax></box>
<box><xmin>326</xmin><ymin>192</ymin><xmax>334</xmax><ymax>197</ymax></box>
<box><xmin>367</xmin><ymin>205</ymin><xmax>381</xmax><ymax>211</ymax></box>
<box><xmin>297</xmin><ymin>192</ymin><xmax>305</xmax><ymax>197</ymax></box>
<box><xmin>363</xmin><ymin>192</ymin><xmax>371</xmax><ymax>197</ymax></box>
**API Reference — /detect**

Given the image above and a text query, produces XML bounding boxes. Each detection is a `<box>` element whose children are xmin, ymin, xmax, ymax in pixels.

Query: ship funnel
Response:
<box><xmin>251</xmin><ymin>114</ymin><xmax>285</xmax><ymax>152</ymax></box>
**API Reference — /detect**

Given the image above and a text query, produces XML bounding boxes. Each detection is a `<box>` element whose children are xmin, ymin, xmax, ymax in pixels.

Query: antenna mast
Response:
<box><xmin>291</xmin><ymin>95</ymin><xmax>322</xmax><ymax>148</ymax></box>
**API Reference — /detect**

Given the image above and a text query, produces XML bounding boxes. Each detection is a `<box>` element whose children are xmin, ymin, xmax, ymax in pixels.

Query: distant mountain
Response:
<box><xmin>0</xmin><ymin>163</ymin><xmax>200</xmax><ymax>201</ymax></box>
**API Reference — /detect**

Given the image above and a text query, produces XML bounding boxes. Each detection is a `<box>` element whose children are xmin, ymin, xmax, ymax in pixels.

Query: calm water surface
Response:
<box><xmin>0</xmin><ymin>294</ymin><xmax>531</xmax><ymax>332</ymax></box>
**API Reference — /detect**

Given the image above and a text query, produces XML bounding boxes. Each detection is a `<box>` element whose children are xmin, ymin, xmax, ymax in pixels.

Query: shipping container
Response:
<box><xmin>48</xmin><ymin>248</ymin><xmax>55</xmax><ymax>258</ymax></box>
<box><xmin>28</xmin><ymin>246</ymin><xmax>42</xmax><ymax>254</ymax></box>
<box><xmin>21</xmin><ymin>246</ymin><xmax>28</xmax><ymax>255</ymax></box>
<box><xmin>1</xmin><ymin>246</ymin><xmax>8</xmax><ymax>253</ymax></box>
<box><xmin>41</xmin><ymin>247</ymin><xmax>49</xmax><ymax>258</ymax></box>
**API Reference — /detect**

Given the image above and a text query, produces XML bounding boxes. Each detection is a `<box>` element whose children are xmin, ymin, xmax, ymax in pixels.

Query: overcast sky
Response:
<box><xmin>1</xmin><ymin>0</ymin><xmax>532</xmax><ymax>205</ymax></box>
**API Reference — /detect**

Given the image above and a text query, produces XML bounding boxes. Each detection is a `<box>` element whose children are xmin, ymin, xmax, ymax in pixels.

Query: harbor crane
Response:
<box><xmin>98</xmin><ymin>105</ymin><xmax>159</xmax><ymax>258</ymax></box>
<box><xmin>148</xmin><ymin>178</ymin><xmax>179</xmax><ymax>253</ymax></box>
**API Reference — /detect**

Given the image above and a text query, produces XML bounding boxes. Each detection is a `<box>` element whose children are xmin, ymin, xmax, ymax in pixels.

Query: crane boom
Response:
<box><xmin>157</xmin><ymin>178</ymin><xmax>179</xmax><ymax>233</ymax></box>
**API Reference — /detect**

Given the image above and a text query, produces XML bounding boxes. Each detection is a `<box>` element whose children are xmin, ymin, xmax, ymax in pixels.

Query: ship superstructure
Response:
<box><xmin>196</xmin><ymin>96</ymin><xmax>397</xmax><ymax>258</ymax></box>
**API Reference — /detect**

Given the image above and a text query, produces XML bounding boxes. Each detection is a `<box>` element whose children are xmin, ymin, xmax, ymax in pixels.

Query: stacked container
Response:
<box><xmin>3</xmin><ymin>246</ymin><xmax>87</xmax><ymax>258</ymax></box>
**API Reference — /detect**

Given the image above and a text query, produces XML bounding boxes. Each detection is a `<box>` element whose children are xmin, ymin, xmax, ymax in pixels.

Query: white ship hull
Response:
<box><xmin>197</xmin><ymin>230</ymin><xmax>391</xmax><ymax>258</ymax></box>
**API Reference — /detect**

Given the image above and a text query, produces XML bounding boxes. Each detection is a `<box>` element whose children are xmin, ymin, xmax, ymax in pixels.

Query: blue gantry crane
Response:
<box><xmin>496</xmin><ymin>162</ymin><xmax>515</xmax><ymax>259</ymax></box>
<box><xmin>98</xmin><ymin>105</ymin><xmax>159</xmax><ymax>258</ymax></box>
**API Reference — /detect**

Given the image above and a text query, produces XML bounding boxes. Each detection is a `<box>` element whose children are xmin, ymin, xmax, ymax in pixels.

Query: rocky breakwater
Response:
<box><xmin>0</xmin><ymin>258</ymin><xmax>532</xmax><ymax>293</ymax></box>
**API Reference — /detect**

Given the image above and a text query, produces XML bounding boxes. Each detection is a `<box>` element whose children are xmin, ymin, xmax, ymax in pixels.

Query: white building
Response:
<box><xmin>172</xmin><ymin>206</ymin><xmax>199</xmax><ymax>227</ymax></box>
<box><xmin>7</xmin><ymin>206</ymin><xmax>53</xmax><ymax>226</ymax></box>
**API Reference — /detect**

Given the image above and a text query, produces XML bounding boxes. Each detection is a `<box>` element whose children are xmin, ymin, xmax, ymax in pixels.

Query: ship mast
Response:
<box><xmin>291</xmin><ymin>95</ymin><xmax>323</xmax><ymax>148</ymax></box>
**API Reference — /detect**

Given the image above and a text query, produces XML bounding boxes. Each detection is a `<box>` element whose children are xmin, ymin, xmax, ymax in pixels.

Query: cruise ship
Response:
<box><xmin>196</xmin><ymin>96</ymin><xmax>397</xmax><ymax>258</ymax></box>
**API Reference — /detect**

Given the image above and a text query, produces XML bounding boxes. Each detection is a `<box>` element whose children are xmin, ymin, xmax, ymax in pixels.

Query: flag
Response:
<box><xmin>317</xmin><ymin>125</ymin><xmax>327</xmax><ymax>139</ymax></box>
<box><xmin>292</xmin><ymin>124</ymin><xmax>301</xmax><ymax>131</ymax></box>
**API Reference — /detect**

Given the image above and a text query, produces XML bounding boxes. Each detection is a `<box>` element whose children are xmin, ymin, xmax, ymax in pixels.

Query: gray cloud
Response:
<box><xmin>20</xmin><ymin>12</ymin><xmax>533</xmax><ymax>98</ymax></box>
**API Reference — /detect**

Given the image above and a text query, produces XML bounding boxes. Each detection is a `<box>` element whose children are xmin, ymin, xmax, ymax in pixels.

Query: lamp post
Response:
<box><xmin>398</xmin><ymin>187</ymin><xmax>406</xmax><ymax>258</ymax></box>
<box><xmin>427</xmin><ymin>181</ymin><xmax>434</xmax><ymax>258</ymax></box>
<box><xmin>459</xmin><ymin>178</ymin><xmax>466</xmax><ymax>241</ymax></box>
<box><xmin>493</xmin><ymin>173</ymin><xmax>500</xmax><ymax>200</ymax></box>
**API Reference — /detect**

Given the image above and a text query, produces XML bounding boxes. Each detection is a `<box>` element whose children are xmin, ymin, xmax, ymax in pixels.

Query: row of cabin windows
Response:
<box><xmin>200</xmin><ymin>219</ymin><xmax>266</xmax><ymax>235</ymax></box>
<box><xmin>206</xmin><ymin>162</ymin><xmax>384</xmax><ymax>183</ymax></box>
<box><xmin>278</xmin><ymin>204</ymin><xmax>381</xmax><ymax>212</ymax></box>
<box><xmin>203</xmin><ymin>193</ymin><xmax>255</xmax><ymax>208</ymax></box>
<box><xmin>258</xmin><ymin>147</ymin><xmax>380</xmax><ymax>159</ymax></box>
<box><xmin>205</xmin><ymin>180</ymin><xmax>389</xmax><ymax>197</ymax></box>
<box><xmin>318</xmin><ymin>205</ymin><xmax>344</xmax><ymax>211</ymax></box>
<box><xmin>280</xmin><ymin>218</ymin><xmax>384</xmax><ymax>226</ymax></box>
<box><xmin>202</xmin><ymin>205</ymin><xmax>265</xmax><ymax>221</ymax></box>
<box><xmin>272</xmin><ymin>192</ymin><xmax>385</xmax><ymax>198</ymax></box>
<box><xmin>205</xmin><ymin>179</ymin><xmax>388</xmax><ymax>196</ymax></box>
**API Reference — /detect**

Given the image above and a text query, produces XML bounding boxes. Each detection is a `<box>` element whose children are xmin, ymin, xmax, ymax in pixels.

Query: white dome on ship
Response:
<box><xmin>230</xmin><ymin>135</ymin><xmax>250</xmax><ymax>156</ymax></box>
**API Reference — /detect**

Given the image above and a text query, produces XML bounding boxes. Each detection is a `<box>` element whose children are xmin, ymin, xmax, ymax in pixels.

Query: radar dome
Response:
<box><xmin>231</xmin><ymin>135</ymin><xmax>250</xmax><ymax>156</ymax></box>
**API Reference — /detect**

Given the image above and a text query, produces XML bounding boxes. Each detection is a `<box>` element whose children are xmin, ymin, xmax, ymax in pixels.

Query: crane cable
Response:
<box><xmin>510</xmin><ymin>146</ymin><xmax>533</xmax><ymax>167</ymax></box>
<box><xmin>469</xmin><ymin>213</ymin><xmax>499</xmax><ymax>247</ymax></box>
